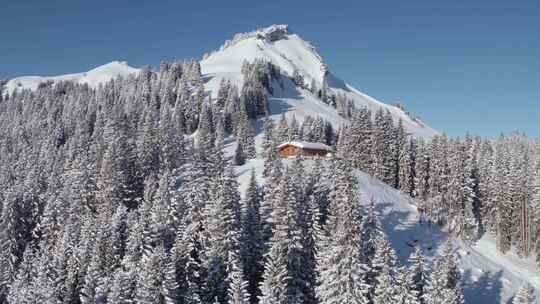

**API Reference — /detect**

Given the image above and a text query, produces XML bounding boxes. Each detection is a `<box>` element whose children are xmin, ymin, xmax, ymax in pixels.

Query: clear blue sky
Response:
<box><xmin>2</xmin><ymin>0</ymin><xmax>539</xmax><ymax>137</ymax></box>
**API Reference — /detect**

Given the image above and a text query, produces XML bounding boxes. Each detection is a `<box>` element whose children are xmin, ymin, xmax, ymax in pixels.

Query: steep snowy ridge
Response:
<box><xmin>202</xmin><ymin>24</ymin><xmax>438</xmax><ymax>138</ymax></box>
<box><xmin>5</xmin><ymin>61</ymin><xmax>140</xmax><ymax>94</ymax></box>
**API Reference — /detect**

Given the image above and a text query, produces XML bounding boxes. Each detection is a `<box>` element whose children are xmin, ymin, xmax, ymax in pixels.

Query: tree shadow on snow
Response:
<box><xmin>374</xmin><ymin>201</ymin><xmax>447</xmax><ymax>264</ymax></box>
<box><xmin>462</xmin><ymin>269</ymin><xmax>504</xmax><ymax>304</ymax></box>
<box><xmin>373</xmin><ymin>201</ymin><xmax>506</xmax><ymax>303</ymax></box>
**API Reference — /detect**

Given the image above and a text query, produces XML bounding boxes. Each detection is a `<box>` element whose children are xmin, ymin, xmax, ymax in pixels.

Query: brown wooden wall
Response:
<box><xmin>301</xmin><ymin>148</ymin><xmax>328</xmax><ymax>157</ymax></box>
<box><xmin>279</xmin><ymin>145</ymin><xmax>300</xmax><ymax>157</ymax></box>
<box><xmin>278</xmin><ymin>145</ymin><xmax>329</xmax><ymax>158</ymax></box>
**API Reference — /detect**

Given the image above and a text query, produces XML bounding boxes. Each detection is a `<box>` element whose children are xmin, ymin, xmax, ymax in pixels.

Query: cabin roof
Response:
<box><xmin>278</xmin><ymin>141</ymin><xmax>333</xmax><ymax>151</ymax></box>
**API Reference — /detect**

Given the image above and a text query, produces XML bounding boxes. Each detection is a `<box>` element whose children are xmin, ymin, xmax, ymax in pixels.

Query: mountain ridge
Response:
<box><xmin>4</xmin><ymin>61</ymin><xmax>139</xmax><ymax>94</ymax></box>
<box><xmin>3</xmin><ymin>25</ymin><xmax>438</xmax><ymax>138</ymax></box>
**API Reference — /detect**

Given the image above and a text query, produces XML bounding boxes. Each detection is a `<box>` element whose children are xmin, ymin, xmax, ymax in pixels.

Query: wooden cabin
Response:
<box><xmin>278</xmin><ymin>141</ymin><xmax>333</xmax><ymax>158</ymax></box>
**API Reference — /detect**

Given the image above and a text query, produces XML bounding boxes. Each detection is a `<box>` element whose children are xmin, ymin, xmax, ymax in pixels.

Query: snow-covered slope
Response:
<box><xmin>5</xmin><ymin>61</ymin><xmax>140</xmax><ymax>94</ymax></box>
<box><xmin>201</xmin><ymin>24</ymin><xmax>438</xmax><ymax>138</ymax></box>
<box><xmin>353</xmin><ymin>171</ymin><xmax>538</xmax><ymax>303</ymax></box>
<box><xmin>232</xmin><ymin>151</ymin><xmax>538</xmax><ymax>303</ymax></box>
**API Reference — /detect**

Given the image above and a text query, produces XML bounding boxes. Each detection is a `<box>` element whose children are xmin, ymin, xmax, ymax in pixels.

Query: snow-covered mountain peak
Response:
<box><xmin>3</xmin><ymin>25</ymin><xmax>438</xmax><ymax>138</ymax></box>
<box><xmin>254</xmin><ymin>24</ymin><xmax>292</xmax><ymax>42</ymax></box>
<box><xmin>88</xmin><ymin>61</ymin><xmax>133</xmax><ymax>73</ymax></box>
<box><xmin>214</xmin><ymin>24</ymin><xmax>294</xmax><ymax>52</ymax></box>
<box><xmin>5</xmin><ymin>61</ymin><xmax>140</xmax><ymax>95</ymax></box>
<box><xmin>203</xmin><ymin>24</ymin><xmax>327</xmax><ymax>85</ymax></box>
<box><xmin>202</xmin><ymin>25</ymin><xmax>439</xmax><ymax>138</ymax></box>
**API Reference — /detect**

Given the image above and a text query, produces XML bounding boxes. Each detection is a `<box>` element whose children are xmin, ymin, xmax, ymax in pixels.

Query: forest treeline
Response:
<box><xmin>0</xmin><ymin>58</ymin><xmax>537</xmax><ymax>303</ymax></box>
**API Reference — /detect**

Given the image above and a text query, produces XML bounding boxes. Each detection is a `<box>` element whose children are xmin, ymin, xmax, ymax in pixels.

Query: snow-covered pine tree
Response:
<box><xmin>360</xmin><ymin>197</ymin><xmax>383</xmax><ymax>265</ymax></box>
<box><xmin>216</xmin><ymin>79</ymin><xmax>231</xmax><ymax>110</ymax></box>
<box><xmin>0</xmin><ymin>187</ymin><xmax>30</xmax><ymax>302</ymax></box>
<box><xmin>309</xmin><ymin>159</ymin><xmax>331</xmax><ymax>227</ymax></box>
<box><xmin>407</xmin><ymin>247</ymin><xmax>429</xmax><ymax>303</ymax></box>
<box><xmin>423</xmin><ymin>241</ymin><xmax>464</xmax><ymax>304</ymax></box>
<box><xmin>224</xmin><ymin>84</ymin><xmax>241</xmax><ymax>133</ymax></box>
<box><xmin>137</xmin><ymin>105</ymin><xmax>161</xmax><ymax>177</ymax></box>
<box><xmin>392</xmin><ymin>118</ymin><xmax>407</xmax><ymax>189</ymax></box>
<box><xmin>288</xmin><ymin>115</ymin><xmax>300</xmax><ymax>141</ymax></box>
<box><xmin>532</xmin><ymin>161</ymin><xmax>540</xmax><ymax>264</ymax></box>
<box><xmin>262</xmin><ymin>115</ymin><xmax>275</xmax><ymax>158</ymax></box>
<box><xmin>108</xmin><ymin>266</ymin><xmax>137</xmax><ymax>304</ymax></box>
<box><xmin>259</xmin><ymin>175</ymin><xmax>291</xmax><ymax>304</ymax></box>
<box><xmin>135</xmin><ymin>243</ymin><xmax>167</xmax><ymax>303</ymax></box>
<box><xmin>241</xmin><ymin>169</ymin><xmax>264</xmax><ymax>303</ymax></box>
<box><xmin>227</xmin><ymin>251</ymin><xmax>251</xmax><ymax>304</ymax></box>
<box><xmin>160</xmin><ymin>101</ymin><xmax>186</xmax><ymax>173</ymax></box>
<box><xmin>371</xmin><ymin>109</ymin><xmax>395</xmax><ymax>185</ymax></box>
<box><xmin>260</xmin><ymin>157</ymin><xmax>283</xmax><ymax>245</ymax></box>
<box><xmin>399</xmin><ymin>138</ymin><xmax>417</xmax><ymax>197</ymax></box>
<box><xmin>212</xmin><ymin>115</ymin><xmax>227</xmax><ymax>173</ymax></box>
<box><xmin>234</xmin><ymin>142</ymin><xmax>246</xmax><ymax>166</ymax></box>
<box><xmin>316</xmin><ymin>159</ymin><xmax>370</xmax><ymax>304</ymax></box>
<box><xmin>276</xmin><ymin>113</ymin><xmax>290</xmax><ymax>144</ymax></box>
<box><xmin>288</xmin><ymin>159</ymin><xmax>316</xmax><ymax>304</ymax></box>
<box><xmin>196</xmin><ymin>101</ymin><xmax>216</xmax><ymax>158</ymax></box>
<box><xmin>372</xmin><ymin>264</ymin><xmax>398</xmax><ymax>304</ymax></box>
<box><xmin>414</xmin><ymin>139</ymin><xmax>430</xmax><ymax>202</ymax></box>
<box><xmin>235</xmin><ymin>107</ymin><xmax>256</xmax><ymax>159</ymax></box>
<box><xmin>241</xmin><ymin>64</ymin><xmax>268</xmax><ymax>118</ymax></box>
<box><xmin>6</xmin><ymin>246</ymin><xmax>37</xmax><ymax>303</ymax></box>
<box><xmin>516</xmin><ymin>146</ymin><xmax>534</xmax><ymax>257</ymax></box>
<box><xmin>346</xmin><ymin>108</ymin><xmax>373</xmax><ymax>172</ymax></box>
<box><xmin>263</xmin><ymin>138</ymin><xmax>279</xmax><ymax>177</ymax></box>
<box><xmin>203</xmin><ymin>165</ymin><xmax>242</xmax><ymax>303</ymax></box>
<box><xmin>494</xmin><ymin>135</ymin><xmax>514</xmax><ymax>254</ymax></box>
<box><xmin>458</xmin><ymin>135</ymin><xmax>480</xmax><ymax>243</ymax></box>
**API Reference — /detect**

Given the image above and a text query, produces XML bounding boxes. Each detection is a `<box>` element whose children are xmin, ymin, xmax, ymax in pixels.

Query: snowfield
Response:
<box><xmin>5</xmin><ymin>61</ymin><xmax>140</xmax><ymax>94</ymax></box>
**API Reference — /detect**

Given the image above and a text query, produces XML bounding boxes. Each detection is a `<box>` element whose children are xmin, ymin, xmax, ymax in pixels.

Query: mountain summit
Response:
<box><xmin>4</xmin><ymin>25</ymin><xmax>437</xmax><ymax>138</ymax></box>
<box><xmin>201</xmin><ymin>24</ymin><xmax>438</xmax><ymax>138</ymax></box>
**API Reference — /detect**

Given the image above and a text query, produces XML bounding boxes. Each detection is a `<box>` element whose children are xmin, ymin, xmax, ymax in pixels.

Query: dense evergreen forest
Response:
<box><xmin>0</xmin><ymin>58</ymin><xmax>538</xmax><ymax>303</ymax></box>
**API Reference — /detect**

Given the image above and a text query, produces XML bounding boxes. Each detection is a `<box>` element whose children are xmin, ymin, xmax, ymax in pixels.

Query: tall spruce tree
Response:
<box><xmin>316</xmin><ymin>160</ymin><xmax>370</xmax><ymax>304</ymax></box>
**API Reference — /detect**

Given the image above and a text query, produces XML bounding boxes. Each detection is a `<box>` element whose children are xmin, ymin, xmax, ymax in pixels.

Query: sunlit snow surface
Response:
<box><xmin>5</xmin><ymin>61</ymin><xmax>140</xmax><ymax>94</ymax></box>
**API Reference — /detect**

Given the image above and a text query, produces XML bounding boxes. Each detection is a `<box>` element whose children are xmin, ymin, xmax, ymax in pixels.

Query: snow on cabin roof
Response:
<box><xmin>278</xmin><ymin>141</ymin><xmax>333</xmax><ymax>151</ymax></box>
